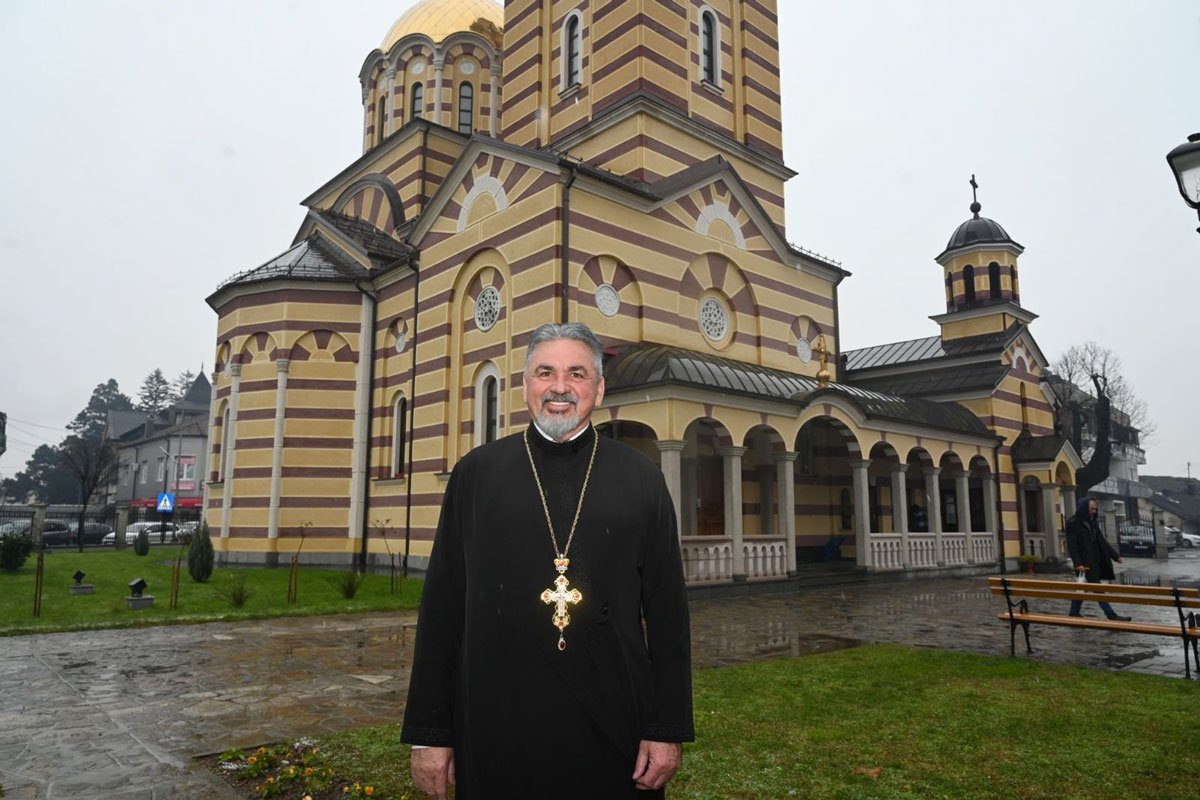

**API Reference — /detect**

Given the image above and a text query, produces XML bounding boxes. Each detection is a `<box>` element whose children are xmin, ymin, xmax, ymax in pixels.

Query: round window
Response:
<box><xmin>699</xmin><ymin>297</ymin><xmax>729</xmax><ymax>342</ymax></box>
<box><xmin>475</xmin><ymin>286</ymin><xmax>501</xmax><ymax>331</ymax></box>
<box><xmin>595</xmin><ymin>284</ymin><xmax>620</xmax><ymax>317</ymax></box>
<box><xmin>796</xmin><ymin>338</ymin><xmax>812</xmax><ymax>363</ymax></box>
<box><xmin>395</xmin><ymin>329</ymin><xmax>408</xmax><ymax>354</ymax></box>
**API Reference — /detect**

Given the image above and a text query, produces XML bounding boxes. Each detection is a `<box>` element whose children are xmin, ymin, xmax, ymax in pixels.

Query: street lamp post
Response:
<box><xmin>1166</xmin><ymin>132</ymin><xmax>1200</xmax><ymax>235</ymax></box>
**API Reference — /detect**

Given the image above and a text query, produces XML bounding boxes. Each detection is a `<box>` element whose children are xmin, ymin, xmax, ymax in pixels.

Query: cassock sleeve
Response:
<box><xmin>400</xmin><ymin>465</ymin><xmax>467</xmax><ymax>747</ymax></box>
<box><xmin>639</xmin><ymin>471</ymin><xmax>695</xmax><ymax>743</ymax></box>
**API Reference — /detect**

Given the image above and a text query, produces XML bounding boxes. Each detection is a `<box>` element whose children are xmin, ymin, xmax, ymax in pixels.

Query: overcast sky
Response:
<box><xmin>2</xmin><ymin>1</ymin><xmax>1197</xmax><ymax>482</ymax></box>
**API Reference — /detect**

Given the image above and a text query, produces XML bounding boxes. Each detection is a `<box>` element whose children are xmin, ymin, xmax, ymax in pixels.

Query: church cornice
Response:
<box><xmin>930</xmin><ymin>301</ymin><xmax>1037</xmax><ymax>328</ymax></box>
<box><xmin>547</xmin><ymin>93</ymin><xmax>798</xmax><ymax>183</ymax></box>
<box><xmin>935</xmin><ymin>241</ymin><xmax>1025</xmax><ymax>266</ymax></box>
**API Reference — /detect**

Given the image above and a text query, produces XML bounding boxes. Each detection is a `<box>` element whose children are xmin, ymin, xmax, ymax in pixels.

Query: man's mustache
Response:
<box><xmin>540</xmin><ymin>391</ymin><xmax>578</xmax><ymax>406</ymax></box>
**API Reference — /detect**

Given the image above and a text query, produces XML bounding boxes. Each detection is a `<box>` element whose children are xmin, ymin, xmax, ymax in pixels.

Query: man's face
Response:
<box><xmin>522</xmin><ymin>338</ymin><xmax>605</xmax><ymax>441</ymax></box>
<box><xmin>1088</xmin><ymin>500</ymin><xmax>1098</xmax><ymax>518</ymax></box>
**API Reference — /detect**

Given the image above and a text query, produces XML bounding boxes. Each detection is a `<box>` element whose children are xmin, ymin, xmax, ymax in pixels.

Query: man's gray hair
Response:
<box><xmin>525</xmin><ymin>322</ymin><xmax>605</xmax><ymax>378</ymax></box>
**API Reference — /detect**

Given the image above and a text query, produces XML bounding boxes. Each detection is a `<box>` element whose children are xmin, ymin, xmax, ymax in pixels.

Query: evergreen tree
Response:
<box><xmin>6</xmin><ymin>444</ymin><xmax>76</xmax><ymax>503</ymax></box>
<box><xmin>137</xmin><ymin>369</ymin><xmax>173</xmax><ymax>414</ymax></box>
<box><xmin>187</xmin><ymin>521</ymin><xmax>215</xmax><ymax>582</ymax></box>
<box><xmin>69</xmin><ymin>379</ymin><xmax>133</xmax><ymax>439</ymax></box>
<box><xmin>172</xmin><ymin>370</ymin><xmax>197</xmax><ymax>403</ymax></box>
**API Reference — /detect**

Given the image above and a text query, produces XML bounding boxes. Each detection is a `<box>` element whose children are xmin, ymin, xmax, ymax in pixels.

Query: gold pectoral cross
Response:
<box><xmin>540</xmin><ymin>557</ymin><xmax>582</xmax><ymax>650</ymax></box>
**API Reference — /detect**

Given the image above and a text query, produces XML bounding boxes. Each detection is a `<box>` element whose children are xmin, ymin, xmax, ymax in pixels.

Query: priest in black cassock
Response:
<box><xmin>402</xmin><ymin>322</ymin><xmax>694</xmax><ymax>799</ymax></box>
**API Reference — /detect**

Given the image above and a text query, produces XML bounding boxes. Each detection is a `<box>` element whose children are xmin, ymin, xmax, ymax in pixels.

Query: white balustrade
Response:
<box><xmin>1024</xmin><ymin>534</ymin><xmax>1047</xmax><ymax>560</ymax></box>
<box><xmin>969</xmin><ymin>532</ymin><xmax>996</xmax><ymax>564</ymax></box>
<box><xmin>941</xmin><ymin>533</ymin><xmax>968</xmax><ymax>566</ymax></box>
<box><xmin>681</xmin><ymin>536</ymin><xmax>733</xmax><ymax>583</ymax></box>
<box><xmin>906</xmin><ymin>533</ymin><xmax>938</xmax><ymax>568</ymax></box>
<box><xmin>742</xmin><ymin>536</ymin><xmax>788</xmax><ymax>580</ymax></box>
<box><xmin>869</xmin><ymin>533</ymin><xmax>903</xmax><ymax>570</ymax></box>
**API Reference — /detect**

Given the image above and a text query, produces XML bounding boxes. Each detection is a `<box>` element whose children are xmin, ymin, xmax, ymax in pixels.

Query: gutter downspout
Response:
<box><xmin>559</xmin><ymin>162</ymin><xmax>577</xmax><ymax>323</ymax></box>
<box><xmin>355</xmin><ymin>281</ymin><xmax>379</xmax><ymax>572</ymax></box>
<box><xmin>402</xmin><ymin>123</ymin><xmax>430</xmax><ymax>579</ymax></box>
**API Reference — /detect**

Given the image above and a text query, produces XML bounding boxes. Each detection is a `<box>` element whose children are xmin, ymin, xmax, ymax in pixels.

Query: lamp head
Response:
<box><xmin>73</xmin><ymin>570</ymin><xmax>86</xmax><ymax>585</ymax></box>
<box><xmin>129</xmin><ymin>577</ymin><xmax>147</xmax><ymax>598</ymax></box>
<box><xmin>1166</xmin><ymin>133</ymin><xmax>1200</xmax><ymax>211</ymax></box>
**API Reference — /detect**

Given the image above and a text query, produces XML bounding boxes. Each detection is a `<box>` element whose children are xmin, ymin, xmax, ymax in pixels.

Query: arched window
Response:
<box><xmin>1020</xmin><ymin>383</ymin><xmax>1029</xmax><ymax>429</ymax></box>
<box><xmin>1011</xmin><ymin>266</ymin><xmax>1020</xmax><ymax>301</ymax></box>
<box><xmin>458</xmin><ymin>82</ymin><xmax>474</xmax><ymax>134</ymax></box>
<box><xmin>562</xmin><ymin>12</ymin><xmax>582</xmax><ymax>90</ymax></box>
<box><xmin>945</xmin><ymin>273</ymin><xmax>954</xmax><ymax>307</ymax></box>
<box><xmin>410</xmin><ymin>82</ymin><xmax>424</xmax><ymax>122</ymax></box>
<box><xmin>988</xmin><ymin>262</ymin><xmax>1001</xmax><ymax>299</ymax></box>
<box><xmin>376</xmin><ymin>92</ymin><xmax>388</xmax><ymax>144</ymax></box>
<box><xmin>474</xmin><ymin>362</ymin><xmax>502</xmax><ymax>447</ymax></box>
<box><xmin>701</xmin><ymin>9</ymin><xmax>718</xmax><ymax>84</ymax></box>
<box><xmin>963</xmin><ymin>265</ymin><xmax>976</xmax><ymax>304</ymax></box>
<box><xmin>392</xmin><ymin>394</ymin><xmax>408</xmax><ymax>476</ymax></box>
<box><xmin>218</xmin><ymin>406</ymin><xmax>232</xmax><ymax>482</ymax></box>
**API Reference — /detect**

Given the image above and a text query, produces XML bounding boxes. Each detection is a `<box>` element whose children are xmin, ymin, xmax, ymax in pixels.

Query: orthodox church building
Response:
<box><xmin>205</xmin><ymin>0</ymin><xmax>1080</xmax><ymax>580</ymax></box>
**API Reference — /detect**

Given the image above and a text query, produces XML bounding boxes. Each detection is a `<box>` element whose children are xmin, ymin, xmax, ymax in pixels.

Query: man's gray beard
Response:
<box><xmin>537</xmin><ymin>408</ymin><xmax>580</xmax><ymax>440</ymax></box>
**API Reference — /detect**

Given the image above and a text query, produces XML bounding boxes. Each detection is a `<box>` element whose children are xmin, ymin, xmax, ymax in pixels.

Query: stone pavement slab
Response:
<box><xmin>1</xmin><ymin>551</ymin><xmax>1195</xmax><ymax>798</ymax></box>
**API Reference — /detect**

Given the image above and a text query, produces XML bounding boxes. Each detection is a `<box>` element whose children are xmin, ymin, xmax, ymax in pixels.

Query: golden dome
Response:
<box><xmin>382</xmin><ymin>0</ymin><xmax>504</xmax><ymax>52</ymax></box>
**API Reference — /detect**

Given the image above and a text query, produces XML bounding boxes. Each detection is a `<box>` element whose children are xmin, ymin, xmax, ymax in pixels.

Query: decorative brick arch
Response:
<box><xmin>290</xmin><ymin>329</ymin><xmax>356</xmax><ymax>363</ymax></box>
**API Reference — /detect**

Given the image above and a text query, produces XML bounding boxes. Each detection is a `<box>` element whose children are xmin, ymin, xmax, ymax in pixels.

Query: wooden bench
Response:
<box><xmin>987</xmin><ymin>576</ymin><xmax>1200</xmax><ymax>679</ymax></box>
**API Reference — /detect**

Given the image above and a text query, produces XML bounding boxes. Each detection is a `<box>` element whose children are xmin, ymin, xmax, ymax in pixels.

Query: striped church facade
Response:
<box><xmin>205</xmin><ymin>0</ymin><xmax>1080</xmax><ymax>581</ymax></box>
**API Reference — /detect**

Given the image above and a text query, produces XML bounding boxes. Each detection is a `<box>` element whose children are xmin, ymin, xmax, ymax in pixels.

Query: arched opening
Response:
<box><xmin>681</xmin><ymin>419</ymin><xmax>725</xmax><ymax>537</ymax></box>
<box><xmin>945</xmin><ymin>272</ymin><xmax>954</xmax><ymax>308</ymax></box>
<box><xmin>794</xmin><ymin>418</ymin><xmax>854</xmax><ymax>563</ymax></box>
<box><xmin>458</xmin><ymin>82</ymin><xmax>474</xmax><ymax>134</ymax></box>
<box><xmin>218</xmin><ymin>405</ymin><xmax>232</xmax><ymax>482</ymax></box>
<box><xmin>969</xmin><ymin>456</ymin><xmax>993</xmax><ymax>534</ymax></box>
<box><xmin>963</xmin><ymin>265</ymin><xmax>976</xmax><ymax>304</ymax></box>
<box><xmin>376</xmin><ymin>90</ymin><xmax>388</xmax><ymax>145</ymax></box>
<box><xmin>700</xmin><ymin>10</ymin><xmax>718</xmax><ymax>84</ymax></box>
<box><xmin>596</xmin><ymin>420</ymin><xmax>659</xmax><ymax>465</ymax></box>
<box><xmin>988</xmin><ymin>262</ymin><xmax>1001</xmax><ymax>299</ymax></box>
<box><xmin>473</xmin><ymin>362</ymin><xmax>502</xmax><ymax>447</ymax></box>
<box><xmin>391</xmin><ymin>393</ymin><xmax>408</xmax><ymax>477</ymax></box>
<box><xmin>563</xmin><ymin>13</ymin><xmax>582</xmax><ymax>89</ymax></box>
<box><xmin>410</xmin><ymin>82</ymin><xmax>424</xmax><ymax>122</ymax></box>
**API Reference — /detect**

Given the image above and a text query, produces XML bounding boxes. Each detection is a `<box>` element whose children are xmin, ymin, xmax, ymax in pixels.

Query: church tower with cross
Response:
<box><xmin>933</xmin><ymin>177</ymin><xmax>1033</xmax><ymax>344</ymax></box>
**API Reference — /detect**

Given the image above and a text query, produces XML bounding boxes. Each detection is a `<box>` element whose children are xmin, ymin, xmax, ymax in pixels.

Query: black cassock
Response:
<box><xmin>401</xmin><ymin>424</ymin><xmax>694</xmax><ymax>798</ymax></box>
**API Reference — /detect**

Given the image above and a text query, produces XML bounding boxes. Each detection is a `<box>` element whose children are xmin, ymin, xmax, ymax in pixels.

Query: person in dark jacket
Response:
<box><xmin>1065</xmin><ymin>496</ymin><xmax>1130</xmax><ymax>620</ymax></box>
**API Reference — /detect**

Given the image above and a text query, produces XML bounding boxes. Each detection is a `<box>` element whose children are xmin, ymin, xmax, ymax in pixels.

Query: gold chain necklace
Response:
<box><xmin>523</xmin><ymin>426</ymin><xmax>598</xmax><ymax>651</ymax></box>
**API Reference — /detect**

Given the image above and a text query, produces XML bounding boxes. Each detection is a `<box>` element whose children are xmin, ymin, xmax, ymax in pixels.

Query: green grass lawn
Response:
<box><xmin>0</xmin><ymin>547</ymin><xmax>421</xmax><ymax>635</ymax></box>
<box><xmin>214</xmin><ymin>644</ymin><xmax>1200</xmax><ymax>800</ymax></box>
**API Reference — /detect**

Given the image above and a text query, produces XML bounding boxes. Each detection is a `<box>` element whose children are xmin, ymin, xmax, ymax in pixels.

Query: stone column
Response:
<box><xmin>1061</xmin><ymin>484</ymin><xmax>1077</xmax><ymax>523</ymax></box>
<box><xmin>719</xmin><ymin>445</ymin><xmax>748</xmax><ymax>580</ymax></box>
<box><xmin>850</xmin><ymin>459</ymin><xmax>871</xmax><ymax>568</ymax></box>
<box><xmin>433</xmin><ymin>57</ymin><xmax>445</xmax><ymax>127</ymax></box>
<box><xmin>489</xmin><ymin>63</ymin><xmax>501</xmax><ymax>136</ymax></box>
<box><xmin>1041</xmin><ymin>487</ymin><xmax>1061</xmax><ymax>562</ymax></box>
<box><xmin>890</xmin><ymin>464</ymin><xmax>910</xmax><ymax>567</ymax></box>
<box><xmin>1102</xmin><ymin>500</ymin><xmax>1120</xmax><ymax>549</ymax></box>
<box><xmin>349</xmin><ymin>296</ymin><xmax>375</xmax><ymax>552</ymax></box>
<box><xmin>982</xmin><ymin>473</ymin><xmax>999</xmax><ymax>562</ymax></box>
<box><xmin>220</xmin><ymin>364</ymin><xmax>242</xmax><ymax>542</ymax></box>
<box><xmin>924</xmin><ymin>467</ymin><xmax>943</xmax><ymax>565</ymax></box>
<box><xmin>266</xmin><ymin>359</ymin><xmax>289</xmax><ymax>568</ymax></box>
<box><xmin>1151</xmin><ymin>507</ymin><xmax>1168</xmax><ymax>560</ymax></box>
<box><xmin>955</xmin><ymin>471</ymin><xmax>975</xmax><ymax>561</ymax></box>
<box><xmin>655</xmin><ymin>440</ymin><xmax>687</xmax><ymax>544</ymax></box>
<box><xmin>775</xmin><ymin>452</ymin><xmax>798</xmax><ymax>575</ymax></box>
<box><xmin>383</xmin><ymin>65</ymin><xmax>397</xmax><ymax>137</ymax></box>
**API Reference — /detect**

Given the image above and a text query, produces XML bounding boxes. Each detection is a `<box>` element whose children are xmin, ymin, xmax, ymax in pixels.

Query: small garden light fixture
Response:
<box><xmin>73</xmin><ymin>570</ymin><xmax>86</xmax><ymax>586</ymax></box>
<box><xmin>128</xmin><ymin>577</ymin><xmax>148</xmax><ymax>598</ymax></box>
<box><xmin>1166</xmin><ymin>132</ymin><xmax>1200</xmax><ymax>235</ymax></box>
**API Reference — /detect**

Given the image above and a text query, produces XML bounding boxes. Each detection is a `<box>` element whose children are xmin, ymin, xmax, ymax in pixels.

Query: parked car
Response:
<box><xmin>0</xmin><ymin>519</ymin><xmax>72</xmax><ymax>546</ymax></box>
<box><xmin>101</xmin><ymin>521</ymin><xmax>180</xmax><ymax>546</ymax></box>
<box><xmin>67</xmin><ymin>522</ymin><xmax>115</xmax><ymax>546</ymax></box>
<box><xmin>1180</xmin><ymin>531</ymin><xmax>1200</xmax><ymax>548</ymax></box>
<box><xmin>1117</xmin><ymin>524</ymin><xmax>1156</xmax><ymax>557</ymax></box>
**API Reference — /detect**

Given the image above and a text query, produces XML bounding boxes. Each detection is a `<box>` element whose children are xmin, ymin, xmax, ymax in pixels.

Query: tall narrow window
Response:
<box><xmin>1011</xmin><ymin>266</ymin><xmax>1020</xmax><ymax>302</ymax></box>
<box><xmin>945</xmin><ymin>273</ymin><xmax>954</xmax><ymax>307</ymax></box>
<box><xmin>963</xmin><ymin>265</ymin><xmax>976</xmax><ymax>304</ymax></box>
<box><xmin>392</xmin><ymin>394</ymin><xmax>408</xmax><ymax>476</ymax></box>
<box><xmin>458</xmin><ymin>83</ymin><xmax>474</xmax><ymax>134</ymax></box>
<box><xmin>218</xmin><ymin>407</ymin><xmax>231</xmax><ymax>481</ymax></box>
<box><xmin>701</xmin><ymin>10</ymin><xmax>717</xmax><ymax>84</ymax></box>
<box><xmin>411</xmin><ymin>82</ymin><xmax>424</xmax><ymax>122</ymax></box>
<box><xmin>483</xmin><ymin>376</ymin><xmax>498</xmax><ymax>443</ymax></box>
<box><xmin>376</xmin><ymin>92</ymin><xmax>388</xmax><ymax>144</ymax></box>
<box><xmin>1020</xmin><ymin>383</ymin><xmax>1029</xmax><ymax>429</ymax></box>
<box><xmin>988</xmin><ymin>262</ymin><xmax>1001</xmax><ymax>299</ymax></box>
<box><xmin>564</xmin><ymin>13</ymin><xmax>582</xmax><ymax>89</ymax></box>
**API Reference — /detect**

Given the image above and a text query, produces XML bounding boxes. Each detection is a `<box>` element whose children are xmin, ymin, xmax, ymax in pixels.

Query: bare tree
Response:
<box><xmin>1047</xmin><ymin>342</ymin><xmax>1154</xmax><ymax>495</ymax></box>
<box><xmin>60</xmin><ymin>433</ymin><xmax>120</xmax><ymax>553</ymax></box>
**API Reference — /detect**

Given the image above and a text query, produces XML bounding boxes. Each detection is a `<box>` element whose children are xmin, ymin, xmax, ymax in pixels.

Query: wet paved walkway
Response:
<box><xmin>1</xmin><ymin>552</ymin><xmax>1196</xmax><ymax>799</ymax></box>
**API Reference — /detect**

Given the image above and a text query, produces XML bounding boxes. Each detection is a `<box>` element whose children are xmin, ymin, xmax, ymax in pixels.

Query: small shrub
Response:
<box><xmin>329</xmin><ymin>569</ymin><xmax>366</xmax><ymax>599</ymax></box>
<box><xmin>215</xmin><ymin>574</ymin><xmax>253</xmax><ymax>608</ymax></box>
<box><xmin>133</xmin><ymin>530</ymin><xmax>150</xmax><ymax>556</ymax></box>
<box><xmin>187</xmin><ymin>522</ymin><xmax>215</xmax><ymax>583</ymax></box>
<box><xmin>0</xmin><ymin>534</ymin><xmax>32</xmax><ymax>572</ymax></box>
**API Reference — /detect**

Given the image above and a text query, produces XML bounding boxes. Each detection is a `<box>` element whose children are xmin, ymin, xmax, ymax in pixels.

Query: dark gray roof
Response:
<box><xmin>214</xmin><ymin>237</ymin><xmax>370</xmax><ymax>293</ymax></box>
<box><xmin>177</xmin><ymin>373</ymin><xmax>211</xmax><ymax>411</ymax></box>
<box><xmin>844</xmin><ymin>325</ymin><xmax>1021</xmax><ymax>372</ymax></box>
<box><xmin>107</xmin><ymin>410</ymin><xmax>149</xmax><ymax>440</ymax></box>
<box><xmin>1142</xmin><ymin>476</ymin><xmax>1200</xmax><ymax>523</ymax></box>
<box><xmin>312</xmin><ymin>210</ymin><xmax>413</xmax><ymax>265</ymax></box>
<box><xmin>603</xmin><ymin>344</ymin><xmax>994</xmax><ymax>439</ymax></box>
<box><xmin>1011</xmin><ymin>433</ymin><xmax>1069</xmax><ymax>463</ymax></box>
<box><xmin>937</xmin><ymin>203</ymin><xmax>1022</xmax><ymax>259</ymax></box>
<box><xmin>849</xmin><ymin>362</ymin><xmax>1011</xmax><ymax>397</ymax></box>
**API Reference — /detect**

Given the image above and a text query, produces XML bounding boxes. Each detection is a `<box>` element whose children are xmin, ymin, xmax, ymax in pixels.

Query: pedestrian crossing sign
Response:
<box><xmin>156</xmin><ymin>493</ymin><xmax>175</xmax><ymax>513</ymax></box>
